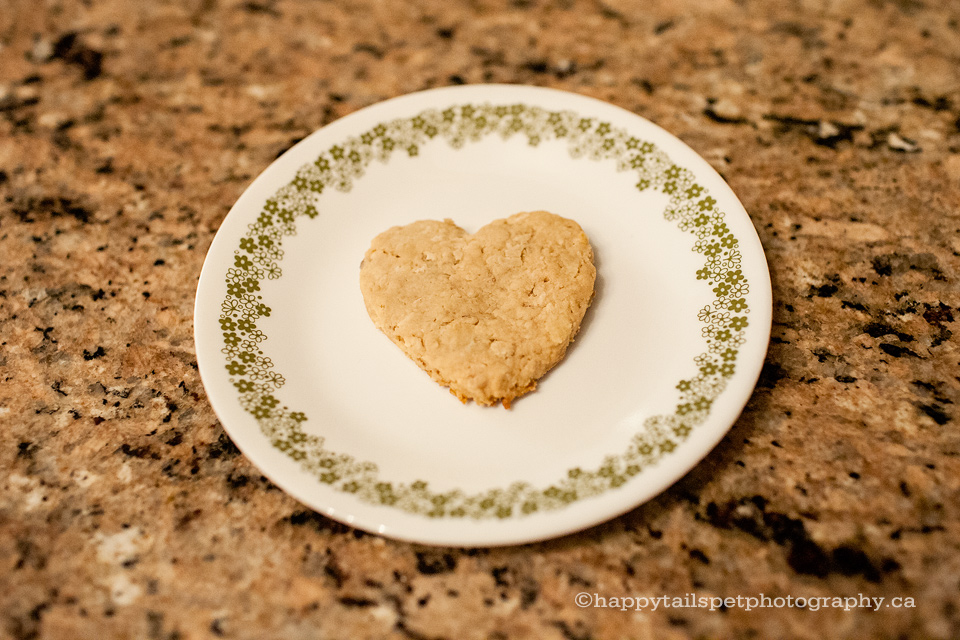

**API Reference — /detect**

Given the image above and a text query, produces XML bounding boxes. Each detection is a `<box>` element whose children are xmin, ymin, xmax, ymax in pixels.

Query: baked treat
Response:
<box><xmin>359</xmin><ymin>211</ymin><xmax>596</xmax><ymax>408</ymax></box>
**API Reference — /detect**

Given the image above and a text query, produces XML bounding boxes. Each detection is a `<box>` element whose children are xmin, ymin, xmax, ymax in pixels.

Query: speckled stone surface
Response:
<box><xmin>2</xmin><ymin>1</ymin><xmax>959</xmax><ymax>638</ymax></box>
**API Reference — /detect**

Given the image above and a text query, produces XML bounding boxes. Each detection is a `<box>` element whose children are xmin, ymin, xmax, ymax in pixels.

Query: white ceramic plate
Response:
<box><xmin>194</xmin><ymin>85</ymin><xmax>771</xmax><ymax>547</ymax></box>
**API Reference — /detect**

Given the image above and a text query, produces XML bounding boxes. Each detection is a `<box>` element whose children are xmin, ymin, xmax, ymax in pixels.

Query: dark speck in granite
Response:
<box><xmin>2</xmin><ymin>0</ymin><xmax>960</xmax><ymax>638</ymax></box>
<box><xmin>415</xmin><ymin>551</ymin><xmax>458</xmax><ymax>575</ymax></box>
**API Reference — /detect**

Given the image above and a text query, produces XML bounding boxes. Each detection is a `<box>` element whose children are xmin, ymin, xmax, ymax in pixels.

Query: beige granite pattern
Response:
<box><xmin>2</xmin><ymin>0</ymin><xmax>959</xmax><ymax>638</ymax></box>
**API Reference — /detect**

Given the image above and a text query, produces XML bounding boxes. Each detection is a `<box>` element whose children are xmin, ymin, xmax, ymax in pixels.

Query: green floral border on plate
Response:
<box><xmin>217</xmin><ymin>103</ymin><xmax>750</xmax><ymax>519</ymax></box>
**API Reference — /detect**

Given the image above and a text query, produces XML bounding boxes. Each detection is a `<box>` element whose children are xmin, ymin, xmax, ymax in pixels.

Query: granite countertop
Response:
<box><xmin>2</xmin><ymin>0</ymin><xmax>959</xmax><ymax>638</ymax></box>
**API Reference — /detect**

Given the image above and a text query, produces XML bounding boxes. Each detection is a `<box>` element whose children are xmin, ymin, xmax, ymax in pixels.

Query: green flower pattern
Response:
<box><xmin>219</xmin><ymin>103</ymin><xmax>750</xmax><ymax>519</ymax></box>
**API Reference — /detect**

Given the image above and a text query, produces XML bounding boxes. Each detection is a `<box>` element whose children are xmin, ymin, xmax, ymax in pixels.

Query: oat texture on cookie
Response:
<box><xmin>359</xmin><ymin>211</ymin><xmax>596</xmax><ymax>407</ymax></box>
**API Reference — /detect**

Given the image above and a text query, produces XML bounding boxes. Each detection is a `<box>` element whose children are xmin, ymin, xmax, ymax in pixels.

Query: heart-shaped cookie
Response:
<box><xmin>359</xmin><ymin>210</ymin><xmax>596</xmax><ymax>407</ymax></box>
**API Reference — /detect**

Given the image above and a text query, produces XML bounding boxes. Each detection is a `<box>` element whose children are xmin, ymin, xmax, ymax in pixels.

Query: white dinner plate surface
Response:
<box><xmin>194</xmin><ymin>84</ymin><xmax>772</xmax><ymax>546</ymax></box>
